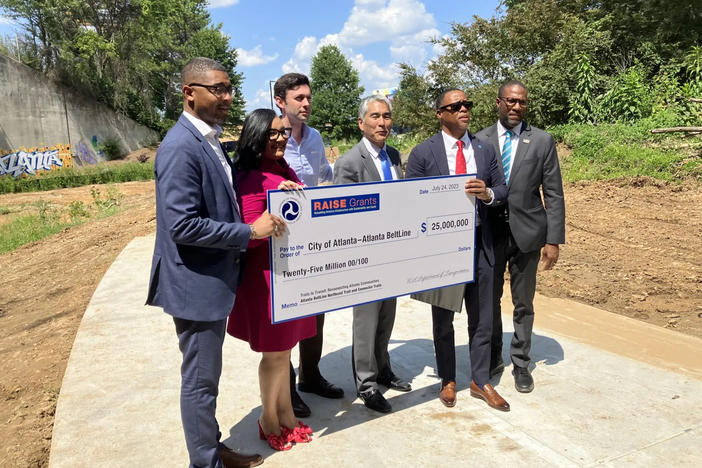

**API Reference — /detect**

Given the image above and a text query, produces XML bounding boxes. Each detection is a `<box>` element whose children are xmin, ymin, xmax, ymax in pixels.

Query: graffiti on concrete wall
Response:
<box><xmin>73</xmin><ymin>137</ymin><xmax>106</xmax><ymax>166</ymax></box>
<box><xmin>0</xmin><ymin>144</ymin><xmax>73</xmax><ymax>178</ymax></box>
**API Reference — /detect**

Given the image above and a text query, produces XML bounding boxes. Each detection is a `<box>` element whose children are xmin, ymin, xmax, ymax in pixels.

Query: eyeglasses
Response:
<box><xmin>438</xmin><ymin>100</ymin><xmax>474</xmax><ymax>112</ymax></box>
<box><xmin>268</xmin><ymin>127</ymin><xmax>292</xmax><ymax>140</ymax></box>
<box><xmin>498</xmin><ymin>97</ymin><xmax>528</xmax><ymax>107</ymax></box>
<box><xmin>188</xmin><ymin>82</ymin><xmax>233</xmax><ymax>98</ymax></box>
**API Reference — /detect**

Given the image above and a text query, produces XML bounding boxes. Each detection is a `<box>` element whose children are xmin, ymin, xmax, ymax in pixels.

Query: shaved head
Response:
<box><xmin>182</xmin><ymin>57</ymin><xmax>226</xmax><ymax>85</ymax></box>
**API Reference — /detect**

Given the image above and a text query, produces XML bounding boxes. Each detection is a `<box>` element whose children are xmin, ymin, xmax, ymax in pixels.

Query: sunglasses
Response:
<box><xmin>438</xmin><ymin>100</ymin><xmax>474</xmax><ymax>112</ymax></box>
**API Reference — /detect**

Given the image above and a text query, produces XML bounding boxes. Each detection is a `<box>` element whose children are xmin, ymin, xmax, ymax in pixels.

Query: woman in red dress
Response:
<box><xmin>227</xmin><ymin>108</ymin><xmax>316</xmax><ymax>451</ymax></box>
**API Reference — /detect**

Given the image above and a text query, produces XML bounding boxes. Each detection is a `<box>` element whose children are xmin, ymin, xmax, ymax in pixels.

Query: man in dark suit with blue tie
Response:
<box><xmin>476</xmin><ymin>80</ymin><xmax>565</xmax><ymax>393</ymax></box>
<box><xmin>146</xmin><ymin>57</ymin><xmax>285</xmax><ymax>468</ymax></box>
<box><xmin>333</xmin><ymin>95</ymin><xmax>412</xmax><ymax>413</ymax></box>
<box><xmin>406</xmin><ymin>89</ymin><xmax>510</xmax><ymax>411</ymax></box>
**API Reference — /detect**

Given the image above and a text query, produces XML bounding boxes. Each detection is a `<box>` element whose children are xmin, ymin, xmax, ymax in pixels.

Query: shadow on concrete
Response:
<box><xmin>224</xmin><ymin>331</ymin><xmax>564</xmax><ymax>446</ymax></box>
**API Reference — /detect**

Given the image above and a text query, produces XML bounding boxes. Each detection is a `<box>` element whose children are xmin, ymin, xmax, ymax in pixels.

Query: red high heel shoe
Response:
<box><xmin>282</xmin><ymin>421</ymin><xmax>313</xmax><ymax>443</ymax></box>
<box><xmin>258</xmin><ymin>420</ymin><xmax>292</xmax><ymax>451</ymax></box>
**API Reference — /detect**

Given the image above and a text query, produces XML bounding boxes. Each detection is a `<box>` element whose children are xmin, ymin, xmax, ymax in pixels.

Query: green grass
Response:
<box><xmin>0</xmin><ymin>187</ymin><xmax>125</xmax><ymax>253</ymax></box>
<box><xmin>550</xmin><ymin>120</ymin><xmax>702</xmax><ymax>182</ymax></box>
<box><xmin>0</xmin><ymin>213</ymin><xmax>79</xmax><ymax>253</ymax></box>
<box><xmin>0</xmin><ymin>162</ymin><xmax>154</xmax><ymax>194</ymax></box>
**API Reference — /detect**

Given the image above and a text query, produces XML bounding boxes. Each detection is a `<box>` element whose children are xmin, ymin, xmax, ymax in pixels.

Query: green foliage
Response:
<box><xmin>386</xmin><ymin>133</ymin><xmax>426</xmax><ymax>155</ymax></box>
<box><xmin>569</xmin><ymin>53</ymin><xmax>597</xmax><ymax>123</ymax></box>
<box><xmin>412</xmin><ymin>1</ymin><xmax>701</xmax><ymax>130</ymax></box>
<box><xmin>0</xmin><ymin>162</ymin><xmax>154</xmax><ymax>194</ymax></box>
<box><xmin>308</xmin><ymin>45</ymin><xmax>364</xmax><ymax>141</ymax></box>
<box><xmin>68</xmin><ymin>200</ymin><xmax>89</xmax><ymax>221</ymax></box>
<box><xmin>0</xmin><ymin>187</ymin><xmax>126</xmax><ymax>253</ymax></box>
<box><xmin>551</xmin><ymin>121</ymin><xmax>702</xmax><ymax>182</ymax></box>
<box><xmin>597</xmin><ymin>65</ymin><xmax>652</xmax><ymax>122</ymax></box>
<box><xmin>391</xmin><ymin>64</ymin><xmax>437</xmax><ymax>138</ymax></box>
<box><xmin>90</xmin><ymin>186</ymin><xmax>124</xmax><ymax>214</ymax></box>
<box><xmin>0</xmin><ymin>0</ymin><xmax>246</xmax><ymax>133</ymax></box>
<box><xmin>99</xmin><ymin>137</ymin><xmax>124</xmax><ymax>161</ymax></box>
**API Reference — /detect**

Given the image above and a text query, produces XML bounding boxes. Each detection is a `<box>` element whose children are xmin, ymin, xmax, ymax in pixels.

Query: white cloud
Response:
<box><xmin>339</xmin><ymin>0</ymin><xmax>436</xmax><ymax>47</ymax></box>
<box><xmin>278</xmin><ymin>1</ymin><xmax>436</xmax><ymax>98</ymax></box>
<box><xmin>246</xmin><ymin>88</ymin><xmax>275</xmax><ymax>111</ymax></box>
<box><xmin>350</xmin><ymin>53</ymin><xmax>399</xmax><ymax>93</ymax></box>
<box><xmin>207</xmin><ymin>0</ymin><xmax>240</xmax><ymax>7</ymax></box>
<box><xmin>389</xmin><ymin>27</ymin><xmax>440</xmax><ymax>64</ymax></box>
<box><xmin>281</xmin><ymin>34</ymin><xmax>340</xmax><ymax>74</ymax></box>
<box><xmin>236</xmin><ymin>45</ymin><xmax>279</xmax><ymax>67</ymax></box>
<box><xmin>0</xmin><ymin>16</ymin><xmax>16</xmax><ymax>25</ymax></box>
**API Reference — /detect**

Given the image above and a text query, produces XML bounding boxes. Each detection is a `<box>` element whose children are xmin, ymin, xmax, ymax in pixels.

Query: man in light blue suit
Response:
<box><xmin>146</xmin><ymin>57</ymin><xmax>284</xmax><ymax>468</ymax></box>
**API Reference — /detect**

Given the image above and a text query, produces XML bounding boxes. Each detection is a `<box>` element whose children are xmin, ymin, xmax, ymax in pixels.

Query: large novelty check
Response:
<box><xmin>268</xmin><ymin>174</ymin><xmax>477</xmax><ymax>323</ymax></box>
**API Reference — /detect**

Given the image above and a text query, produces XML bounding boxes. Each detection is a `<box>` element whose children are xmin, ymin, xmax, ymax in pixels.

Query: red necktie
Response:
<box><xmin>455</xmin><ymin>139</ymin><xmax>467</xmax><ymax>174</ymax></box>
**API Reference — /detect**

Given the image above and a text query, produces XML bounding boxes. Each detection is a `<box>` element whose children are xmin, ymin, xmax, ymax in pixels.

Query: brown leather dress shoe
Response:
<box><xmin>439</xmin><ymin>381</ymin><xmax>456</xmax><ymax>407</ymax></box>
<box><xmin>469</xmin><ymin>381</ymin><xmax>510</xmax><ymax>412</ymax></box>
<box><xmin>219</xmin><ymin>443</ymin><xmax>263</xmax><ymax>468</ymax></box>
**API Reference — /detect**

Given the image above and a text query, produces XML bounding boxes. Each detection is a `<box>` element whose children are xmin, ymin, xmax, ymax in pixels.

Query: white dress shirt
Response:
<box><xmin>362</xmin><ymin>137</ymin><xmax>399</xmax><ymax>180</ymax></box>
<box><xmin>441</xmin><ymin>130</ymin><xmax>495</xmax><ymax>215</ymax></box>
<box><xmin>182</xmin><ymin>111</ymin><xmax>233</xmax><ymax>188</ymax></box>
<box><xmin>497</xmin><ymin>120</ymin><xmax>523</xmax><ymax>178</ymax></box>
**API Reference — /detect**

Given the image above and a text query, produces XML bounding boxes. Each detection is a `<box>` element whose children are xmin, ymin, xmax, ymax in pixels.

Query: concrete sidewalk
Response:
<box><xmin>50</xmin><ymin>235</ymin><xmax>702</xmax><ymax>467</ymax></box>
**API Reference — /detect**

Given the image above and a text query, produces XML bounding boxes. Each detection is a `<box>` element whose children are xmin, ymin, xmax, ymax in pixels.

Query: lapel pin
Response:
<box><xmin>478</xmin><ymin>144</ymin><xmax>483</xmax><ymax>149</ymax></box>
<box><xmin>523</xmin><ymin>139</ymin><xmax>530</xmax><ymax>144</ymax></box>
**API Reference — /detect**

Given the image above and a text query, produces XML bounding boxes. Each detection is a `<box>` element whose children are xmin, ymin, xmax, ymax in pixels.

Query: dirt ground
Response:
<box><xmin>1</xmin><ymin>174</ymin><xmax>701</xmax><ymax>466</ymax></box>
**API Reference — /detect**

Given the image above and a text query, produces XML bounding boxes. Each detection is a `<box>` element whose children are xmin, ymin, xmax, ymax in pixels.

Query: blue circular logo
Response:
<box><xmin>281</xmin><ymin>200</ymin><xmax>300</xmax><ymax>221</ymax></box>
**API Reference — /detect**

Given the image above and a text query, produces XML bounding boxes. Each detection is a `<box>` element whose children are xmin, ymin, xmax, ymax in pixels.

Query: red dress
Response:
<box><xmin>227</xmin><ymin>158</ymin><xmax>316</xmax><ymax>352</ymax></box>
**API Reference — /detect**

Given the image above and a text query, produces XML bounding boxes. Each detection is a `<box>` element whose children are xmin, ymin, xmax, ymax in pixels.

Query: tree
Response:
<box><xmin>0</xmin><ymin>0</ymin><xmax>246</xmax><ymax>133</ymax></box>
<box><xmin>391</xmin><ymin>64</ymin><xmax>436</xmax><ymax>137</ymax></box>
<box><xmin>307</xmin><ymin>44</ymin><xmax>364</xmax><ymax>141</ymax></box>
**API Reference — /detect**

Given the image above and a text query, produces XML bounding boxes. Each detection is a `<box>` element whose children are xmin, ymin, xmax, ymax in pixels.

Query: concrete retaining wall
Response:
<box><xmin>0</xmin><ymin>53</ymin><xmax>159</xmax><ymax>158</ymax></box>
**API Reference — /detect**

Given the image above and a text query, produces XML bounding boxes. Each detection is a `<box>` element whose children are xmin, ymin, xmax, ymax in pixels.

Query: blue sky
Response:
<box><xmin>1</xmin><ymin>0</ymin><xmax>501</xmax><ymax>111</ymax></box>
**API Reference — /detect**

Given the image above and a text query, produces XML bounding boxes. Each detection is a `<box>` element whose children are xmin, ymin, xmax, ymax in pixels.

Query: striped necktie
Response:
<box><xmin>502</xmin><ymin>130</ymin><xmax>513</xmax><ymax>183</ymax></box>
<box><xmin>379</xmin><ymin>148</ymin><xmax>393</xmax><ymax>181</ymax></box>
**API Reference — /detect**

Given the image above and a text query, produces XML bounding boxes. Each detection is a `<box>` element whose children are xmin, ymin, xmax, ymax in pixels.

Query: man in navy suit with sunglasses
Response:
<box><xmin>406</xmin><ymin>88</ymin><xmax>510</xmax><ymax>412</ymax></box>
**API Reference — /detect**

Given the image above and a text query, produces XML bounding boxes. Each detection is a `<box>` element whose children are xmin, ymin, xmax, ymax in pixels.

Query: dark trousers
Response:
<box><xmin>290</xmin><ymin>313</ymin><xmax>325</xmax><ymax>390</ymax></box>
<box><xmin>432</xmin><ymin>235</ymin><xmax>493</xmax><ymax>387</ymax></box>
<box><xmin>173</xmin><ymin>317</ymin><xmax>226</xmax><ymax>468</ymax></box>
<box><xmin>491</xmin><ymin>221</ymin><xmax>540</xmax><ymax>368</ymax></box>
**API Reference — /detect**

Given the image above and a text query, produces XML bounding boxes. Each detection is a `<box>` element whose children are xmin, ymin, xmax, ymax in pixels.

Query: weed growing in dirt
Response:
<box><xmin>68</xmin><ymin>201</ymin><xmax>89</xmax><ymax>222</ymax></box>
<box><xmin>0</xmin><ymin>188</ymin><xmax>126</xmax><ymax>253</ymax></box>
<box><xmin>90</xmin><ymin>186</ymin><xmax>124</xmax><ymax>215</ymax></box>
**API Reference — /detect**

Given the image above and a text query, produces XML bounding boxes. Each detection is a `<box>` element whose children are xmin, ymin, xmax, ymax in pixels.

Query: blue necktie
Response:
<box><xmin>502</xmin><ymin>130</ymin><xmax>513</xmax><ymax>184</ymax></box>
<box><xmin>379</xmin><ymin>148</ymin><xmax>393</xmax><ymax>181</ymax></box>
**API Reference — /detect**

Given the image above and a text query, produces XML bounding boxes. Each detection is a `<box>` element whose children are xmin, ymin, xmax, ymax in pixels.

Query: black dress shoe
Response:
<box><xmin>291</xmin><ymin>389</ymin><xmax>311</xmax><ymax>418</ymax></box>
<box><xmin>359</xmin><ymin>390</ymin><xmax>392</xmax><ymax>413</ymax></box>
<box><xmin>377</xmin><ymin>375</ymin><xmax>412</xmax><ymax>392</ymax></box>
<box><xmin>513</xmin><ymin>366</ymin><xmax>534</xmax><ymax>393</ymax></box>
<box><xmin>298</xmin><ymin>376</ymin><xmax>344</xmax><ymax>399</ymax></box>
<box><xmin>489</xmin><ymin>358</ymin><xmax>505</xmax><ymax>379</ymax></box>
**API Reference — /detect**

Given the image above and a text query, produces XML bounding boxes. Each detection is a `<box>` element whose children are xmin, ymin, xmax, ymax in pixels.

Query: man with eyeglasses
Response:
<box><xmin>147</xmin><ymin>57</ymin><xmax>285</xmax><ymax>468</ymax></box>
<box><xmin>406</xmin><ymin>88</ymin><xmax>510</xmax><ymax>412</ymax></box>
<box><xmin>333</xmin><ymin>95</ymin><xmax>412</xmax><ymax>413</ymax></box>
<box><xmin>476</xmin><ymin>80</ymin><xmax>565</xmax><ymax>393</ymax></box>
<box><xmin>273</xmin><ymin>73</ymin><xmax>342</xmax><ymax>418</ymax></box>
